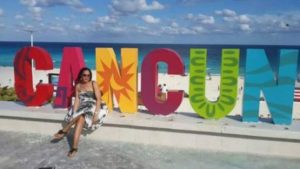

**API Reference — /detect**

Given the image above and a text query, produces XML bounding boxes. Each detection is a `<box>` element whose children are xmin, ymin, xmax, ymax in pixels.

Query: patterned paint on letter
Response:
<box><xmin>96</xmin><ymin>48</ymin><xmax>138</xmax><ymax>113</ymax></box>
<box><xmin>243</xmin><ymin>49</ymin><xmax>298</xmax><ymax>124</ymax></box>
<box><xmin>189</xmin><ymin>48</ymin><xmax>239</xmax><ymax>119</ymax></box>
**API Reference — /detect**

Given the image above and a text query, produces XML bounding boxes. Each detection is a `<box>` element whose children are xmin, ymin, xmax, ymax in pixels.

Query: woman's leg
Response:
<box><xmin>53</xmin><ymin>115</ymin><xmax>81</xmax><ymax>139</ymax></box>
<box><xmin>68</xmin><ymin>114</ymin><xmax>85</xmax><ymax>157</ymax></box>
<box><xmin>62</xmin><ymin>115</ymin><xmax>81</xmax><ymax>132</ymax></box>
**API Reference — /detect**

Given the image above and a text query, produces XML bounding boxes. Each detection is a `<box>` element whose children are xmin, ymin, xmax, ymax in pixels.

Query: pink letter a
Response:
<box><xmin>53</xmin><ymin>47</ymin><xmax>85</xmax><ymax>108</ymax></box>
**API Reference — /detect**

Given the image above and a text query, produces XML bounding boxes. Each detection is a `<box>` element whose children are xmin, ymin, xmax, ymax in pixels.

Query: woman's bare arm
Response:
<box><xmin>93</xmin><ymin>81</ymin><xmax>101</xmax><ymax>113</ymax></box>
<box><xmin>73</xmin><ymin>84</ymin><xmax>80</xmax><ymax>112</ymax></box>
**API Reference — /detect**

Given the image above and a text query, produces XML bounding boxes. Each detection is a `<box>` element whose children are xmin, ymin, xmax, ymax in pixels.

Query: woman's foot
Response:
<box><xmin>67</xmin><ymin>148</ymin><xmax>78</xmax><ymax>158</ymax></box>
<box><xmin>53</xmin><ymin>129</ymin><xmax>68</xmax><ymax>140</ymax></box>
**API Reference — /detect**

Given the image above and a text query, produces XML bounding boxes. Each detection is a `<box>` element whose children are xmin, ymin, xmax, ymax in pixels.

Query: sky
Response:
<box><xmin>0</xmin><ymin>0</ymin><xmax>300</xmax><ymax>45</ymax></box>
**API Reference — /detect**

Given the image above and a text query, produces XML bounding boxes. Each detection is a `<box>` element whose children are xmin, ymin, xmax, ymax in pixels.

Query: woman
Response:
<box><xmin>53</xmin><ymin>67</ymin><xmax>102</xmax><ymax>157</ymax></box>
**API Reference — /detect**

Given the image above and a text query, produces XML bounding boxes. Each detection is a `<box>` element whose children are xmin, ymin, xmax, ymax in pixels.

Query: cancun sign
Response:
<box><xmin>12</xmin><ymin>46</ymin><xmax>298</xmax><ymax>125</ymax></box>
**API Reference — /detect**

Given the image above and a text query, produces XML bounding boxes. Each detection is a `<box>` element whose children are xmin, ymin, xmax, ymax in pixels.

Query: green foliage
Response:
<box><xmin>0</xmin><ymin>85</ymin><xmax>18</xmax><ymax>101</ymax></box>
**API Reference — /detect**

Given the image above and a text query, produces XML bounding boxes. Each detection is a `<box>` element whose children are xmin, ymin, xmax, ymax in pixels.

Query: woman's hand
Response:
<box><xmin>92</xmin><ymin>111</ymin><xmax>99</xmax><ymax>124</ymax></box>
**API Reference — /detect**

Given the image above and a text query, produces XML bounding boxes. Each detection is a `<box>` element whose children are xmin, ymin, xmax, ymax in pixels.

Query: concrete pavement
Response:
<box><xmin>0</xmin><ymin>131</ymin><xmax>300</xmax><ymax>169</ymax></box>
<box><xmin>0</xmin><ymin>101</ymin><xmax>300</xmax><ymax>159</ymax></box>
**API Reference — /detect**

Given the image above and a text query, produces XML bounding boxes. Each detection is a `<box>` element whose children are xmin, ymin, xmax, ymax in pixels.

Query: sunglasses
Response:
<box><xmin>82</xmin><ymin>74</ymin><xmax>91</xmax><ymax>77</ymax></box>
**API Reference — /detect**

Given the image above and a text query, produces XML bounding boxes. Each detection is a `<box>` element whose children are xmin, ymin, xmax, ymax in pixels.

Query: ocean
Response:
<box><xmin>1</xmin><ymin>41</ymin><xmax>300</xmax><ymax>77</ymax></box>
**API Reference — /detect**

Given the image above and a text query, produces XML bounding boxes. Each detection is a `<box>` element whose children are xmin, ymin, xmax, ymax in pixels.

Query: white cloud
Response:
<box><xmin>178</xmin><ymin>0</ymin><xmax>202</xmax><ymax>5</ymax></box>
<box><xmin>12</xmin><ymin>1</ymin><xmax>300</xmax><ymax>43</ymax></box>
<box><xmin>215</xmin><ymin>9</ymin><xmax>238</xmax><ymax>22</ymax></box>
<box><xmin>111</xmin><ymin>26</ymin><xmax>125</xmax><ymax>32</ymax></box>
<box><xmin>145</xmin><ymin>1</ymin><xmax>164</xmax><ymax>10</ymax></box>
<box><xmin>223</xmin><ymin>16</ymin><xmax>235</xmax><ymax>22</ymax></box>
<box><xmin>204</xmin><ymin>17</ymin><xmax>214</xmax><ymax>24</ymax></box>
<box><xmin>239</xmin><ymin>15</ymin><xmax>251</xmax><ymax>24</ymax></box>
<box><xmin>228</xmin><ymin>12</ymin><xmax>300</xmax><ymax>34</ymax></box>
<box><xmin>20</xmin><ymin>0</ymin><xmax>36</xmax><ymax>6</ymax></box>
<box><xmin>161</xmin><ymin>25</ymin><xmax>196</xmax><ymax>35</ymax></box>
<box><xmin>0</xmin><ymin>9</ymin><xmax>4</xmax><ymax>16</ymax></box>
<box><xmin>141</xmin><ymin>15</ymin><xmax>160</xmax><ymax>24</ymax></box>
<box><xmin>240</xmin><ymin>24</ymin><xmax>251</xmax><ymax>32</ymax></box>
<box><xmin>134</xmin><ymin>25</ymin><xmax>148</xmax><ymax>32</ymax></box>
<box><xmin>213</xmin><ymin>9</ymin><xmax>255</xmax><ymax>33</ymax></box>
<box><xmin>19</xmin><ymin>1</ymin><xmax>44</xmax><ymax>20</ymax></box>
<box><xmin>192</xmin><ymin>26</ymin><xmax>204</xmax><ymax>33</ymax></box>
<box><xmin>137</xmin><ymin>25</ymin><xmax>159</xmax><ymax>35</ymax></box>
<box><xmin>110</xmin><ymin>0</ymin><xmax>164</xmax><ymax>15</ymax></box>
<box><xmin>30</xmin><ymin>6</ymin><xmax>42</xmax><ymax>14</ymax></box>
<box><xmin>161</xmin><ymin>26</ymin><xmax>179</xmax><ymax>35</ymax></box>
<box><xmin>158</xmin><ymin>19</ymin><xmax>208</xmax><ymax>36</ymax></box>
<box><xmin>215</xmin><ymin>9</ymin><xmax>236</xmax><ymax>17</ymax></box>
<box><xmin>180</xmin><ymin>27</ymin><xmax>196</xmax><ymax>35</ymax></box>
<box><xmin>16</xmin><ymin>22</ymin><xmax>34</xmax><ymax>32</ymax></box>
<box><xmin>186</xmin><ymin>13</ymin><xmax>194</xmax><ymax>20</ymax></box>
<box><xmin>73</xmin><ymin>24</ymin><xmax>87</xmax><ymax>32</ymax></box>
<box><xmin>55</xmin><ymin>17</ymin><xmax>70</xmax><ymax>22</ymax></box>
<box><xmin>78</xmin><ymin>7</ymin><xmax>93</xmax><ymax>13</ymax></box>
<box><xmin>250</xmin><ymin>14</ymin><xmax>296</xmax><ymax>33</ymax></box>
<box><xmin>130</xmin><ymin>24</ymin><xmax>160</xmax><ymax>36</ymax></box>
<box><xmin>279</xmin><ymin>21</ymin><xmax>289</xmax><ymax>29</ymax></box>
<box><xmin>49</xmin><ymin>25</ymin><xmax>64</xmax><ymax>32</ymax></box>
<box><xmin>186</xmin><ymin>13</ymin><xmax>215</xmax><ymax>24</ymax></box>
<box><xmin>93</xmin><ymin>15</ymin><xmax>118</xmax><ymax>29</ymax></box>
<box><xmin>15</xmin><ymin>14</ymin><xmax>24</xmax><ymax>19</ymax></box>
<box><xmin>97</xmin><ymin>16</ymin><xmax>118</xmax><ymax>24</ymax></box>
<box><xmin>171</xmin><ymin>22</ymin><xmax>178</xmax><ymax>27</ymax></box>
<box><xmin>20</xmin><ymin>0</ymin><xmax>94</xmax><ymax>13</ymax></box>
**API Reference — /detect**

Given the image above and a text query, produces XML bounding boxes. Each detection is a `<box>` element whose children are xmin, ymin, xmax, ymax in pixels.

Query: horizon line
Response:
<box><xmin>1</xmin><ymin>40</ymin><xmax>300</xmax><ymax>47</ymax></box>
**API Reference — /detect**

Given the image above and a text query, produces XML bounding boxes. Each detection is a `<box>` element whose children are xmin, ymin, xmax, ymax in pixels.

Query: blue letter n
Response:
<box><xmin>243</xmin><ymin>49</ymin><xmax>298</xmax><ymax>125</ymax></box>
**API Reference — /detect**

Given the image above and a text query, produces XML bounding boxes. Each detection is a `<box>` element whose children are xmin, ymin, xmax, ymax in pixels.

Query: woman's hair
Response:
<box><xmin>76</xmin><ymin>67</ymin><xmax>92</xmax><ymax>83</ymax></box>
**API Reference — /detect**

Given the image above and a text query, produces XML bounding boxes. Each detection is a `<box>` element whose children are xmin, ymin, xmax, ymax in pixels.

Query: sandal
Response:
<box><xmin>53</xmin><ymin>129</ymin><xmax>68</xmax><ymax>140</ymax></box>
<box><xmin>67</xmin><ymin>148</ymin><xmax>78</xmax><ymax>158</ymax></box>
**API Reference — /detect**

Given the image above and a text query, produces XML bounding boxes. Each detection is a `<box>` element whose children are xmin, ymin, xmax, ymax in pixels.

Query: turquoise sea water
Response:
<box><xmin>1</xmin><ymin>41</ymin><xmax>300</xmax><ymax>76</ymax></box>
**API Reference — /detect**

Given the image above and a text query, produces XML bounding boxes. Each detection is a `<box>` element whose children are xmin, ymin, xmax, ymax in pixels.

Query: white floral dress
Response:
<box><xmin>64</xmin><ymin>91</ymin><xmax>105</xmax><ymax>130</ymax></box>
